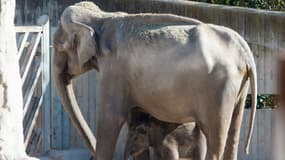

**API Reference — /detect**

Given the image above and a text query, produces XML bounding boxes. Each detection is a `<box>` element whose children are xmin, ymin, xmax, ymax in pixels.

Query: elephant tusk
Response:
<box><xmin>53</xmin><ymin>71</ymin><xmax>97</xmax><ymax>157</ymax></box>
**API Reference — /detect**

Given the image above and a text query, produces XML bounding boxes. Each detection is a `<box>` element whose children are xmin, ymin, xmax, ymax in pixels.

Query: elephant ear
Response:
<box><xmin>68</xmin><ymin>21</ymin><xmax>98</xmax><ymax>67</ymax></box>
<box><xmin>76</xmin><ymin>29</ymin><xmax>97</xmax><ymax>68</ymax></box>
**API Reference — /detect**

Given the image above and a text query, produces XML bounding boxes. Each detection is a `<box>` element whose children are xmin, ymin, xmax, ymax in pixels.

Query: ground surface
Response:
<box><xmin>38</xmin><ymin>149</ymin><xmax>91</xmax><ymax>160</ymax></box>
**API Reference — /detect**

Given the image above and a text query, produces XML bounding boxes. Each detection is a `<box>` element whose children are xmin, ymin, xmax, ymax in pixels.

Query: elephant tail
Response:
<box><xmin>245</xmin><ymin>56</ymin><xmax>257</xmax><ymax>155</ymax></box>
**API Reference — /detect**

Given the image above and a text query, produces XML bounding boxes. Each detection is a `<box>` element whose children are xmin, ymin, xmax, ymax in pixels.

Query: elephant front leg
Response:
<box><xmin>96</xmin><ymin>113</ymin><xmax>125</xmax><ymax>160</ymax></box>
<box><xmin>95</xmin><ymin>81</ymin><xmax>128</xmax><ymax>160</ymax></box>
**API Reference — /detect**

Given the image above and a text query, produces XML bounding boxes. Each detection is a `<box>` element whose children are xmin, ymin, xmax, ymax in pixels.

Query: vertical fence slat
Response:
<box><xmin>71</xmin><ymin>78</ymin><xmax>80</xmax><ymax>147</ymax></box>
<box><xmin>38</xmin><ymin>15</ymin><xmax>51</xmax><ymax>153</ymax></box>
<box><xmin>267</xmin><ymin>110</ymin><xmax>273</xmax><ymax>160</ymax></box>
<box><xmin>256</xmin><ymin>110</ymin><xmax>264</xmax><ymax>160</ymax></box>
<box><xmin>244</xmin><ymin>11</ymin><xmax>265</xmax><ymax>94</ymax></box>
<box><xmin>82</xmin><ymin>74</ymin><xmax>89</xmax><ymax>148</ymax></box>
<box><xmin>264</xmin><ymin>15</ymin><xmax>280</xmax><ymax>94</ymax></box>
<box><xmin>88</xmin><ymin>71</ymin><xmax>97</xmax><ymax>134</ymax></box>
<box><xmin>62</xmin><ymin>110</ymin><xmax>70</xmax><ymax>149</ymax></box>
<box><xmin>50</xmin><ymin>26</ymin><xmax>63</xmax><ymax>149</ymax></box>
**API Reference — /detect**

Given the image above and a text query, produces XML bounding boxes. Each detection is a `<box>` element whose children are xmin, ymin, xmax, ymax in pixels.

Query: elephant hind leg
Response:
<box><xmin>224</xmin><ymin>82</ymin><xmax>249</xmax><ymax>160</ymax></box>
<box><xmin>204</xmin><ymin>128</ymin><xmax>228</xmax><ymax>160</ymax></box>
<box><xmin>223</xmin><ymin>102</ymin><xmax>245</xmax><ymax>160</ymax></box>
<box><xmin>200</xmin><ymin>110</ymin><xmax>232</xmax><ymax>160</ymax></box>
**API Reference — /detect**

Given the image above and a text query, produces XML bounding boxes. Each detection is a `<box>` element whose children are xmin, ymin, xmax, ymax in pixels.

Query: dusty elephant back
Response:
<box><xmin>119</xmin><ymin>24</ymin><xmax>248</xmax><ymax>124</ymax></box>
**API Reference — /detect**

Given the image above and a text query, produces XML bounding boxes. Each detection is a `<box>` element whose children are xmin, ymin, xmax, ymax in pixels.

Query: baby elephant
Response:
<box><xmin>125</xmin><ymin>108</ymin><xmax>206</xmax><ymax>160</ymax></box>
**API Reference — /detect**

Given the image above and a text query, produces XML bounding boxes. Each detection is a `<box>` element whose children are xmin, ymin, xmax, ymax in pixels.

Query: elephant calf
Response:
<box><xmin>125</xmin><ymin>108</ymin><xmax>206</xmax><ymax>160</ymax></box>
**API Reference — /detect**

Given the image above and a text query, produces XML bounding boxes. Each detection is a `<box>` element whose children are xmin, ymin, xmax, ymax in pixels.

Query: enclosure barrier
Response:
<box><xmin>16</xmin><ymin>15</ymin><xmax>50</xmax><ymax>155</ymax></box>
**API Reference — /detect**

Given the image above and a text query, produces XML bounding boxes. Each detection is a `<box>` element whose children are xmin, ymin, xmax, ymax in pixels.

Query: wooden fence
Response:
<box><xmin>16</xmin><ymin>15</ymin><xmax>51</xmax><ymax>155</ymax></box>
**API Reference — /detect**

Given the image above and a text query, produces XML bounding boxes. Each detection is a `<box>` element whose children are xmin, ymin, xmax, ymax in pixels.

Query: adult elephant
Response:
<box><xmin>53</xmin><ymin>1</ymin><xmax>257</xmax><ymax>160</ymax></box>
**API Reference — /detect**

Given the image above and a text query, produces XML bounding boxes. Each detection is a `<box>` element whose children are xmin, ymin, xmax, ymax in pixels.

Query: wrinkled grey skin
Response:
<box><xmin>125</xmin><ymin>108</ymin><xmax>206</xmax><ymax>160</ymax></box>
<box><xmin>53</xmin><ymin>1</ymin><xmax>257</xmax><ymax>160</ymax></box>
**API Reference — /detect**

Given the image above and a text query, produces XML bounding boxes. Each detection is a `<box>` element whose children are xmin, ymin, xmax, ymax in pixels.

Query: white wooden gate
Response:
<box><xmin>16</xmin><ymin>15</ymin><xmax>51</xmax><ymax>155</ymax></box>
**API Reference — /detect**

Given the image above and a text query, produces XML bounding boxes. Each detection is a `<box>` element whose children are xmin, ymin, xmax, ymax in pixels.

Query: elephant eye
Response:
<box><xmin>136</xmin><ymin>126</ymin><xmax>147</xmax><ymax>134</ymax></box>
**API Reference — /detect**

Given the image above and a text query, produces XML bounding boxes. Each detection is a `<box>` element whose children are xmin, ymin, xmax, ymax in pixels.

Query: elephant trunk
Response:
<box><xmin>53</xmin><ymin>71</ymin><xmax>96</xmax><ymax>157</ymax></box>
